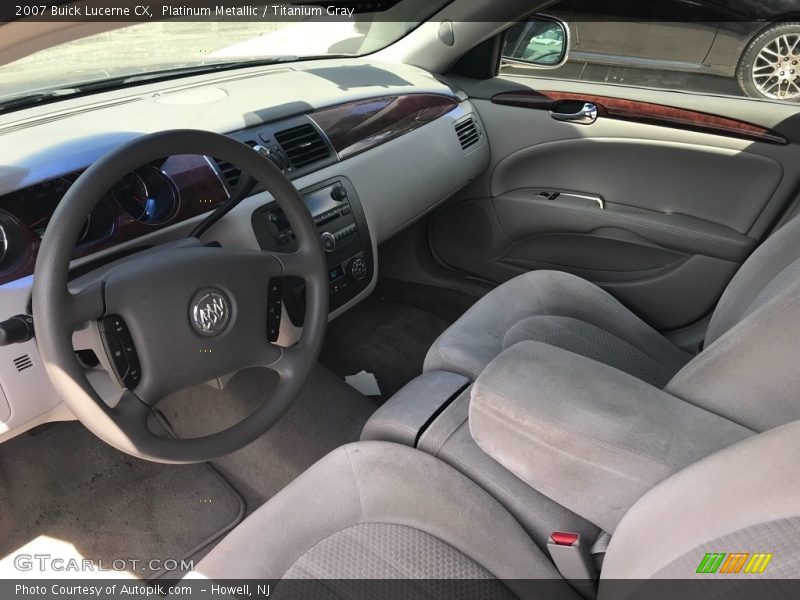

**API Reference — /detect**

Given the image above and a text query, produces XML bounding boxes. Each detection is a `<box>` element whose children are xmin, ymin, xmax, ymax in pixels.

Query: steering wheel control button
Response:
<box><xmin>267</xmin><ymin>278</ymin><xmax>283</xmax><ymax>342</ymax></box>
<box><xmin>349</xmin><ymin>257</ymin><xmax>368</xmax><ymax>281</ymax></box>
<box><xmin>190</xmin><ymin>288</ymin><xmax>231</xmax><ymax>337</ymax></box>
<box><xmin>320</xmin><ymin>231</ymin><xmax>336</xmax><ymax>253</ymax></box>
<box><xmin>99</xmin><ymin>315</ymin><xmax>141</xmax><ymax>389</ymax></box>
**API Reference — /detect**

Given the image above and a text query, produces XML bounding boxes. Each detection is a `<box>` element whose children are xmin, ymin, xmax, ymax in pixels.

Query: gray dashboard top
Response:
<box><xmin>0</xmin><ymin>58</ymin><xmax>455</xmax><ymax>195</ymax></box>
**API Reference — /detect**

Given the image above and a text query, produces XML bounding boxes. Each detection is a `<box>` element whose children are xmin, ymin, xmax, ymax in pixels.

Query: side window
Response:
<box><xmin>500</xmin><ymin>0</ymin><xmax>800</xmax><ymax>106</ymax></box>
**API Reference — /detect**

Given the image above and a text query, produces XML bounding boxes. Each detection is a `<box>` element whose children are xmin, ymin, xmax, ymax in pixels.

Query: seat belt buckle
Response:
<box><xmin>547</xmin><ymin>532</ymin><xmax>596</xmax><ymax>598</ymax></box>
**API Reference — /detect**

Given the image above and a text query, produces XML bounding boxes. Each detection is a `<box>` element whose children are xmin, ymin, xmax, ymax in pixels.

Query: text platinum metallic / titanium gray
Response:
<box><xmin>190</xmin><ymin>288</ymin><xmax>231</xmax><ymax>336</ymax></box>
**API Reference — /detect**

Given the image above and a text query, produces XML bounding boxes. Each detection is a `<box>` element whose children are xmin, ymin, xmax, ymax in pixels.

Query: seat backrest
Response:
<box><xmin>706</xmin><ymin>214</ymin><xmax>800</xmax><ymax>345</ymax></box>
<box><xmin>600</xmin><ymin>421</ymin><xmax>800</xmax><ymax>589</ymax></box>
<box><xmin>665</xmin><ymin>216</ymin><xmax>800</xmax><ymax>431</ymax></box>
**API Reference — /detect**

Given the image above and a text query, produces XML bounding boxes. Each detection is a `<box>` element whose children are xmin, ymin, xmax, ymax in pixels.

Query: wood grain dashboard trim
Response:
<box><xmin>310</xmin><ymin>93</ymin><xmax>459</xmax><ymax>159</ymax></box>
<box><xmin>0</xmin><ymin>154</ymin><xmax>228</xmax><ymax>285</ymax></box>
<box><xmin>492</xmin><ymin>91</ymin><xmax>788</xmax><ymax>146</ymax></box>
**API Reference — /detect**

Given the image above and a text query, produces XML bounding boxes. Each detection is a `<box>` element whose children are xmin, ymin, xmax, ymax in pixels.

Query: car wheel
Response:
<box><xmin>737</xmin><ymin>22</ymin><xmax>800</xmax><ymax>101</ymax></box>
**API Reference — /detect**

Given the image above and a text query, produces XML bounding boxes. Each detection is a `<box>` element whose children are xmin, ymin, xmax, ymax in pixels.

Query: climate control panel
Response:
<box><xmin>252</xmin><ymin>177</ymin><xmax>374</xmax><ymax>326</ymax></box>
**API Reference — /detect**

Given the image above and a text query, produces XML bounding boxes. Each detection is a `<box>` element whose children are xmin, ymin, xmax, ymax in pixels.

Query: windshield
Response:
<box><xmin>0</xmin><ymin>1</ymin><xmax>449</xmax><ymax>105</ymax></box>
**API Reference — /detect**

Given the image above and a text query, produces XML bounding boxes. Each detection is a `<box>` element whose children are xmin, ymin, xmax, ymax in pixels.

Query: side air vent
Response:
<box><xmin>455</xmin><ymin>117</ymin><xmax>481</xmax><ymax>151</ymax></box>
<box><xmin>213</xmin><ymin>140</ymin><xmax>258</xmax><ymax>190</ymax></box>
<box><xmin>13</xmin><ymin>354</ymin><xmax>32</xmax><ymax>372</ymax></box>
<box><xmin>274</xmin><ymin>124</ymin><xmax>331</xmax><ymax>169</ymax></box>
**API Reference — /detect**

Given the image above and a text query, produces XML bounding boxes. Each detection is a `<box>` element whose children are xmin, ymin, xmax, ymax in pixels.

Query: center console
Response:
<box><xmin>360</xmin><ymin>369</ymin><xmax>602</xmax><ymax>551</ymax></box>
<box><xmin>252</xmin><ymin>176</ymin><xmax>374</xmax><ymax>326</ymax></box>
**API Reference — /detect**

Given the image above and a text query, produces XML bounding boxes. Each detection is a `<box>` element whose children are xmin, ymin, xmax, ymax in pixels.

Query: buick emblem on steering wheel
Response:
<box><xmin>190</xmin><ymin>289</ymin><xmax>231</xmax><ymax>336</ymax></box>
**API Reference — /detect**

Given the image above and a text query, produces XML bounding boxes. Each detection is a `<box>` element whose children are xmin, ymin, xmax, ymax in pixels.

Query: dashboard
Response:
<box><xmin>0</xmin><ymin>91</ymin><xmax>461</xmax><ymax>286</ymax></box>
<box><xmin>0</xmin><ymin>58</ymin><xmax>489</xmax><ymax>441</ymax></box>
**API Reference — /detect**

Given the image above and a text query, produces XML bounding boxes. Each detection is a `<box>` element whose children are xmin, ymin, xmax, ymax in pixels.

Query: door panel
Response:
<box><xmin>433</xmin><ymin>196</ymin><xmax>741</xmax><ymax>329</ymax></box>
<box><xmin>491</xmin><ymin>138</ymin><xmax>781</xmax><ymax>235</ymax></box>
<box><xmin>492</xmin><ymin>189</ymin><xmax>754</xmax><ymax>261</ymax></box>
<box><xmin>491</xmin><ymin>90</ymin><xmax>789</xmax><ymax>145</ymax></box>
<box><xmin>433</xmin><ymin>75</ymin><xmax>800</xmax><ymax>331</ymax></box>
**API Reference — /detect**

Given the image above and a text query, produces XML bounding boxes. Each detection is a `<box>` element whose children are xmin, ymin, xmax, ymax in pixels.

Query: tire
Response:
<box><xmin>737</xmin><ymin>22</ymin><xmax>800</xmax><ymax>101</ymax></box>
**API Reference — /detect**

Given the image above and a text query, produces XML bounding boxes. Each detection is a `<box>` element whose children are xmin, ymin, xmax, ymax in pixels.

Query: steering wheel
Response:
<box><xmin>31</xmin><ymin>130</ymin><xmax>329</xmax><ymax>464</ymax></box>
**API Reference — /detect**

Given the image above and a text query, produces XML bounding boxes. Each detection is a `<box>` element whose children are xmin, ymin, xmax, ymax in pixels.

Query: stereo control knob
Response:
<box><xmin>331</xmin><ymin>185</ymin><xmax>348</xmax><ymax>201</ymax></box>
<box><xmin>349</xmin><ymin>257</ymin><xmax>367</xmax><ymax>280</ymax></box>
<box><xmin>320</xmin><ymin>232</ymin><xmax>336</xmax><ymax>253</ymax></box>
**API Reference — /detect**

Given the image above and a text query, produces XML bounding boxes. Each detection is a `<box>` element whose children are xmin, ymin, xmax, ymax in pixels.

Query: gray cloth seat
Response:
<box><xmin>188</xmin><ymin>441</ymin><xmax>577</xmax><ymax>599</ymax></box>
<box><xmin>189</xmin><ymin>426</ymin><xmax>800</xmax><ymax>594</ymax></box>
<box><xmin>424</xmin><ymin>269</ymin><xmax>693</xmax><ymax>388</ymax></box>
<box><xmin>426</xmin><ymin>214</ymin><xmax>800</xmax><ymax>432</ymax></box>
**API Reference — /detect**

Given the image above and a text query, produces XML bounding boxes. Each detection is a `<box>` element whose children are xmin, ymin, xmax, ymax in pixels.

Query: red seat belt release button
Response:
<box><xmin>551</xmin><ymin>531</ymin><xmax>580</xmax><ymax>546</ymax></box>
<box><xmin>547</xmin><ymin>532</ymin><xmax>596</xmax><ymax>595</ymax></box>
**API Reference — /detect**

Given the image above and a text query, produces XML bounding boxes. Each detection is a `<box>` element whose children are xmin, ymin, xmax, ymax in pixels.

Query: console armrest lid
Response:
<box><xmin>469</xmin><ymin>341</ymin><xmax>751</xmax><ymax>532</ymax></box>
<box><xmin>361</xmin><ymin>371</ymin><xmax>469</xmax><ymax>446</ymax></box>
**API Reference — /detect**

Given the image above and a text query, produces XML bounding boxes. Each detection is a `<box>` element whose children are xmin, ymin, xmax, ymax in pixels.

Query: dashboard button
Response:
<box><xmin>320</xmin><ymin>232</ymin><xmax>336</xmax><ymax>253</ymax></box>
<box><xmin>349</xmin><ymin>257</ymin><xmax>367</xmax><ymax>281</ymax></box>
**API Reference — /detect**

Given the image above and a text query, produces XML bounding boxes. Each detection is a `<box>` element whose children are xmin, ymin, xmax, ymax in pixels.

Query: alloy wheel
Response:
<box><xmin>752</xmin><ymin>33</ymin><xmax>800</xmax><ymax>100</ymax></box>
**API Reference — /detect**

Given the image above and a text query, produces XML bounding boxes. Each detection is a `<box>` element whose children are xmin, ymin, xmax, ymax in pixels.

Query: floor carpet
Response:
<box><xmin>0</xmin><ymin>420</ymin><xmax>244</xmax><ymax>579</ymax></box>
<box><xmin>158</xmin><ymin>363</ymin><xmax>377</xmax><ymax>516</ymax></box>
<box><xmin>319</xmin><ymin>279</ymin><xmax>476</xmax><ymax>402</ymax></box>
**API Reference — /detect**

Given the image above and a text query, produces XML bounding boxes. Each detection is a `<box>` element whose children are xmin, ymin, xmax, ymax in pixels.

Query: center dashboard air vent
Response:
<box><xmin>213</xmin><ymin>121</ymin><xmax>332</xmax><ymax>191</ymax></box>
<box><xmin>455</xmin><ymin>116</ymin><xmax>481</xmax><ymax>151</ymax></box>
<box><xmin>274</xmin><ymin>123</ymin><xmax>331</xmax><ymax>169</ymax></box>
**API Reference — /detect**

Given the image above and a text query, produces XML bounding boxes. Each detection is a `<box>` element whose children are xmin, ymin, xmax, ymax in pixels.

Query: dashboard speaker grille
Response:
<box><xmin>274</xmin><ymin>124</ymin><xmax>331</xmax><ymax>169</ymax></box>
<box><xmin>455</xmin><ymin>117</ymin><xmax>481</xmax><ymax>151</ymax></box>
<box><xmin>13</xmin><ymin>354</ymin><xmax>32</xmax><ymax>372</ymax></box>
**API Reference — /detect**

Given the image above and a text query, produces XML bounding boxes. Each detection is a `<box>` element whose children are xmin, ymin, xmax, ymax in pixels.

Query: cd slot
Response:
<box><xmin>315</xmin><ymin>212</ymin><xmax>340</xmax><ymax>228</ymax></box>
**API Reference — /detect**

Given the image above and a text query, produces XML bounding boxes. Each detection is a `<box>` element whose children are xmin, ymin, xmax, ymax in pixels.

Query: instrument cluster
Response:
<box><xmin>0</xmin><ymin>155</ymin><xmax>227</xmax><ymax>285</ymax></box>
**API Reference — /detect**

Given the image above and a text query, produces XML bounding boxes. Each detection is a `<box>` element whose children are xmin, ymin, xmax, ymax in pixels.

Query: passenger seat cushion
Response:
<box><xmin>469</xmin><ymin>341</ymin><xmax>753</xmax><ymax>533</ymax></box>
<box><xmin>424</xmin><ymin>270</ymin><xmax>691</xmax><ymax>382</ymax></box>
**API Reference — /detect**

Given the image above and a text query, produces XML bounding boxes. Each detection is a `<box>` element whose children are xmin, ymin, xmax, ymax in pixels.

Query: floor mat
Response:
<box><xmin>319</xmin><ymin>279</ymin><xmax>476</xmax><ymax>402</ymax></box>
<box><xmin>0</xmin><ymin>421</ymin><xmax>244</xmax><ymax>579</ymax></box>
<box><xmin>158</xmin><ymin>364</ymin><xmax>377</xmax><ymax>517</ymax></box>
